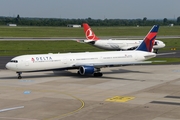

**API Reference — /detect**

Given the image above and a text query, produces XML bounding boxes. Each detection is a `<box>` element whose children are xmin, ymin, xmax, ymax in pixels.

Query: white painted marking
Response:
<box><xmin>24</xmin><ymin>91</ymin><xmax>31</xmax><ymax>94</ymax></box>
<box><xmin>0</xmin><ymin>106</ymin><xmax>24</xmax><ymax>112</ymax></box>
<box><xmin>0</xmin><ymin>117</ymin><xmax>38</xmax><ymax>120</ymax></box>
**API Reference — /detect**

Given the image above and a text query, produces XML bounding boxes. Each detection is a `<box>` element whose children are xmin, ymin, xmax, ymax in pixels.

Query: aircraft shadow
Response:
<box><xmin>0</xmin><ymin>71</ymin><xmax>87</xmax><ymax>80</ymax></box>
<box><xmin>0</xmin><ymin>69</ymin><xmax>150</xmax><ymax>81</ymax></box>
<box><xmin>104</xmin><ymin>69</ymin><xmax>150</xmax><ymax>74</ymax></box>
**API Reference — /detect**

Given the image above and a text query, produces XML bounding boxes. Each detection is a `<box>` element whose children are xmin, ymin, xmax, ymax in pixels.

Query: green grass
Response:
<box><xmin>0</xmin><ymin>26</ymin><xmax>83</xmax><ymax>37</ymax></box>
<box><xmin>0</xmin><ymin>41</ymin><xmax>103</xmax><ymax>55</ymax></box>
<box><xmin>151</xmin><ymin>58</ymin><xmax>180</xmax><ymax>64</ymax></box>
<box><xmin>0</xmin><ymin>26</ymin><xmax>179</xmax><ymax>64</ymax></box>
<box><xmin>0</xmin><ymin>26</ymin><xmax>179</xmax><ymax>37</ymax></box>
<box><xmin>157</xmin><ymin>38</ymin><xmax>180</xmax><ymax>51</ymax></box>
<box><xmin>93</xmin><ymin>26</ymin><xmax>180</xmax><ymax>36</ymax></box>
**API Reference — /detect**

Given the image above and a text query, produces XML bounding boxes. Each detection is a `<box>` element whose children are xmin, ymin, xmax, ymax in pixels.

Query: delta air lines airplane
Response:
<box><xmin>78</xmin><ymin>23</ymin><xmax>165</xmax><ymax>53</ymax></box>
<box><xmin>6</xmin><ymin>25</ymin><xmax>159</xmax><ymax>79</ymax></box>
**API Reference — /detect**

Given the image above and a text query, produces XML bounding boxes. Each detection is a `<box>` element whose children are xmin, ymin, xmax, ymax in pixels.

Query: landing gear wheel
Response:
<box><xmin>77</xmin><ymin>71</ymin><xmax>80</xmax><ymax>75</ymax></box>
<box><xmin>18</xmin><ymin>76</ymin><xmax>22</xmax><ymax>79</ymax></box>
<box><xmin>93</xmin><ymin>73</ymin><xmax>103</xmax><ymax>77</ymax></box>
<box><xmin>17</xmin><ymin>72</ymin><xmax>22</xmax><ymax>79</ymax></box>
<box><xmin>154</xmin><ymin>49</ymin><xmax>158</xmax><ymax>54</ymax></box>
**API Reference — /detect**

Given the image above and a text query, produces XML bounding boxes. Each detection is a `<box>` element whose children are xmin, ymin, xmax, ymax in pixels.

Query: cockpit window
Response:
<box><xmin>10</xmin><ymin>60</ymin><xmax>18</xmax><ymax>63</ymax></box>
<box><xmin>154</xmin><ymin>41</ymin><xmax>158</xmax><ymax>46</ymax></box>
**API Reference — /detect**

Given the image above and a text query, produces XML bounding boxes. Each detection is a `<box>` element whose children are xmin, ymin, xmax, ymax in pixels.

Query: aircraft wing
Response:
<box><xmin>121</xmin><ymin>45</ymin><xmax>138</xmax><ymax>50</ymax></box>
<box><xmin>76</xmin><ymin>39</ymin><xmax>85</xmax><ymax>43</ymax></box>
<box><xmin>72</xmin><ymin>61</ymin><xmax>152</xmax><ymax>68</ymax></box>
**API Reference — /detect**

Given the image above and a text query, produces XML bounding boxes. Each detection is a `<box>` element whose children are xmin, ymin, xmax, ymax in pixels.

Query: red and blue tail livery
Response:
<box><xmin>136</xmin><ymin>25</ymin><xmax>159</xmax><ymax>52</ymax></box>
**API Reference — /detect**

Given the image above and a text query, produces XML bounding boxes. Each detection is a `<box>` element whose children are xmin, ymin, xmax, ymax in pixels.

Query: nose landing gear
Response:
<box><xmin>16</xmin><ymin>72</ymin><xmax>22</xmax><ymax>79</ymax></box>
<box><xmin>154</xmin><ymin>49</ymin><xmax>158</xmax><ymax>54</ymax></box>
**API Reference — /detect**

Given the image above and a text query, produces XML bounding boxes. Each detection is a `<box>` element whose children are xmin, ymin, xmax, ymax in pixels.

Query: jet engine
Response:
<box><xmin>78</xmin><ymin>66</ymin><xmax>95</xmax><ymax>75</ymax></box>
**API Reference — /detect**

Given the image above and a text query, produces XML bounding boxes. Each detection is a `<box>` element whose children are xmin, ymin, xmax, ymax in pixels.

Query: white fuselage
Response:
<box><xmin>84</xmin><ymin>39</ymin><xmax>165</xmax><ymax>50</ymax></box>
<box><xmin>6</xmin><ymin>51</ymin><xmax>156</xmax><ymax>72</ymax></box>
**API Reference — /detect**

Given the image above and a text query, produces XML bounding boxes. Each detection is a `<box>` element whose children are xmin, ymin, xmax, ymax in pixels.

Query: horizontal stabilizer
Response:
<box><xmin>83</xmin><ymin>40</ymin><xmax>95</xmax><ymax>43</ymax></box>
<box><xmin>156</xmin><ymin>52</ymin><xmax>176</xmax><ymax>56</ymax></box>
<box><xmin>152</xmin><ymin>60</ymin><xmax>167</xmax><ymax>63</ymax></box>
<box><xmin>76</xmin><ymin>40</ymin><xmax>86</xmax><ymax>43</ymax></box>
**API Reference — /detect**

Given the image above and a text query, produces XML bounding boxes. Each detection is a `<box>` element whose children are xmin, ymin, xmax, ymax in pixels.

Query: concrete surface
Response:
<box><xmin>0</xmin><ymin>65</ymin><xmax>180</xmax><ymax>120</ymax></box>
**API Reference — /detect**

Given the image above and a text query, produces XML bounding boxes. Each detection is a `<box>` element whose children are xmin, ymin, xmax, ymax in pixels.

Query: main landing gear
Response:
<box><xmin>16</xmin><ymin>72</ymin><xmax>22</xmax><ymax>79</ymax></box>
<box><xmin>93</xmin><ymin>72</ymin><xmax>103</xmax><ymax>77</ymax></box>
<box><xmin>93</xmin><ymin>68</ymin><xmax>103</xmax><ymax>77</ymax></box>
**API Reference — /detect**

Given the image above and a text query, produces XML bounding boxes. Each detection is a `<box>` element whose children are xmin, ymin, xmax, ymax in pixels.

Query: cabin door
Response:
<box><xmin>62</xmin><ymin>57</ymin><xmax>69</xmax><ymax>64</ymax></box>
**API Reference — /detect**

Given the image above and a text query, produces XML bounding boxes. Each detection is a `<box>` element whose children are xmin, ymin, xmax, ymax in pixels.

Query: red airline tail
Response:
<box><xmin>136</xmin><ymin>25</ymin><xmax>159</xmax><ymax>52</ymax></box>
<box><xmin>83</xmin><ymin>23</ymin><xmax>99</xmax><ymax>40</ymax></box>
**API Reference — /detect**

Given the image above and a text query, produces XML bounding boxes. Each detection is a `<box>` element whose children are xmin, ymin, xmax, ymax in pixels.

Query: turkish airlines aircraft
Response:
<box><xmin>6</xmin><ymin>25</ymin><xmax>159</xmax><ymax>79</ymax></box>
<box><xmin>79</xmin><ymin>23</ymin><xmax>165</xmax><ymax>53</ymax></box>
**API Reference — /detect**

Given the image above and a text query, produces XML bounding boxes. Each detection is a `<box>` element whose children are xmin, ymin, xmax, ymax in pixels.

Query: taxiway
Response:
<box><xmin>0</xmin><ymin>65</ymin><xmax>180</xmax><ymax>120</ymax></box>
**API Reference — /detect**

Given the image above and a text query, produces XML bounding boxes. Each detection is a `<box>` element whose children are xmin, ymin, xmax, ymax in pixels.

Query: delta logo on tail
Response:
<box><xmin>83</xmin><ymin>23</ymin><xmax>99</xmax><ymax>40</ymax></box>
<box><xmin>136</xmin><ymin>25</ymin><xmax>159</xmax><ymax>52</ymax></box>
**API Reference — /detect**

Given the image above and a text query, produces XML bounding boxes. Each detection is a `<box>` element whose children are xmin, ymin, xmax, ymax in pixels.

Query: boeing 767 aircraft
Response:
<box><xmin>78</xmin><ymin>23</ymin><xmax>165</xmax><ymax>53</ymax></box>
<box><xmin>6</xmin><ymin>25</ymin><xmax>159</xmax><ymax>79</ymax></box>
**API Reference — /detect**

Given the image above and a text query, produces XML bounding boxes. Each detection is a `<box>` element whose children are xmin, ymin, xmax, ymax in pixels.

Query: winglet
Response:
<box><xmin>83</xmin><ymin>23</ymin><xmax>99</xmax><ymax>40</ymax></box>
<box><xmin>136</xmin><ymin>25</ymin><xmax>159</xmax><ymax>52</ymax></box>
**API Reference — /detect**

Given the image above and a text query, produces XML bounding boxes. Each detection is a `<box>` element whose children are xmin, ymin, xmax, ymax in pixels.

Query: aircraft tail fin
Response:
<box><xmin>136</xmin><ymin>25</ymin><xmax>159</xmax><ymax>52</ymax></box>
<box><xmin>83</xmin><ymin>23</ymin><xmax>99</xmax><ymax>40</ymax></box>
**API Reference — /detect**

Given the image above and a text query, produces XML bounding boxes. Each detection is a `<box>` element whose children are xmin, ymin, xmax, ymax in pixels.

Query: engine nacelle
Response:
<box><xmin>79</xmin><ymin>66</ymin><xmax>95</xmax><ymax>75</ymax></box>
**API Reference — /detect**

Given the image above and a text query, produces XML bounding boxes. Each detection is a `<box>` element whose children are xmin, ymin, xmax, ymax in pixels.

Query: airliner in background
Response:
<box><xmin>6</xmin><ymin>25</ymin><xmax>159</xmax><ymax>79</ymax></box>
<box><xmin>77</xmin><ymin>23</ymin><xmax>165</xmax><ymax>53</ymax></box>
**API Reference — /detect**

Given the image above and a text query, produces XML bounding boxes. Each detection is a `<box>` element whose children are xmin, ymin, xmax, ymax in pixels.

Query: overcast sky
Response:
<box><xmin>0</xmin><ymin>0</ymin><xmax>179</xmax><ymax>19</ymax></box>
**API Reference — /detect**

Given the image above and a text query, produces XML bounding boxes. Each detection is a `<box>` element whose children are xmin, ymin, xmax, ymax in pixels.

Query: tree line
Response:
<box><xmin>0</xmin><ymin>15</ymin><xmax>180</xmax><ymax>26</ymax></box>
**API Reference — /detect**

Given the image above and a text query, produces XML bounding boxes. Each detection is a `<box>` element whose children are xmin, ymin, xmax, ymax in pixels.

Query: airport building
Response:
<box><xmin>7</xmin><ymin>24</ymin><xmax>17</xmax><ymax>27</ymax></box>
<box><xmin>67</xmin><ymin>24</ymin><xmax>81</xmax><ymax>28</ymax></box>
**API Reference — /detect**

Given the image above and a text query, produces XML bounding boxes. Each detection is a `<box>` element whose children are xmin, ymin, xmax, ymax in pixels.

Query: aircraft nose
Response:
<box><xmin>6</xmin><ymin>62</ymin><xmax>16</xmax><ymax>70</ymax></box>
<box><xmin>5</xmin><ymin>63</ymin><xmax>11</xmax><ymax>69</ymax></box>
<box><xmin>158</xmin><ymin>41</ymin><xmax>166</xmax><ymax>48</ymax></box>
<box><xmin>163</xmin><ymin>42</ymin><xmax>166</xmax><ymax>47</ymax></box>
